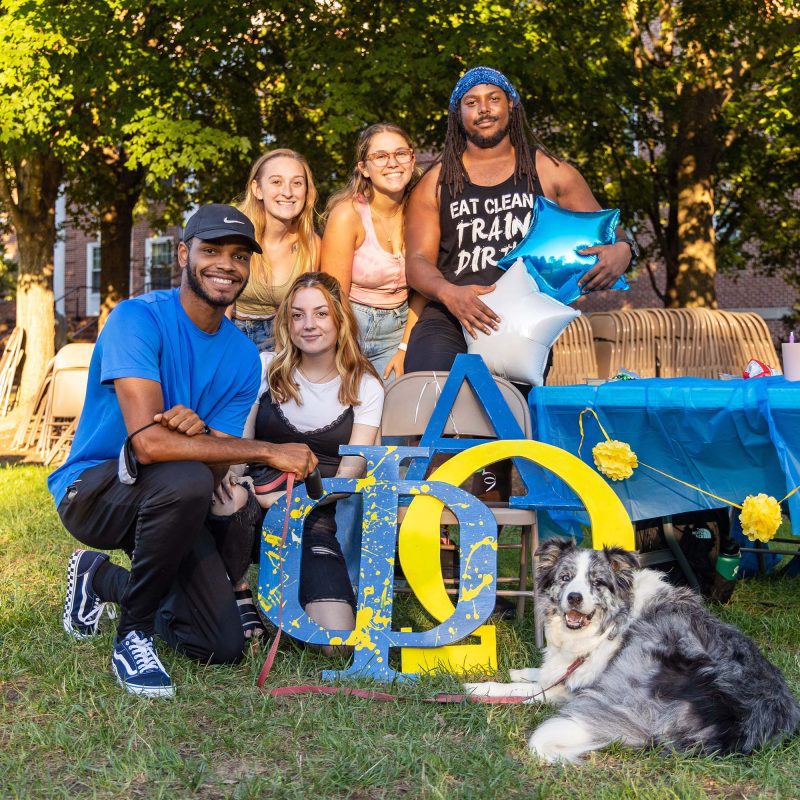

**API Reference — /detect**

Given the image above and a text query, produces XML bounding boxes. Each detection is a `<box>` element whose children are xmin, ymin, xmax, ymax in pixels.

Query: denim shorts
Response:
<box><xmin>351</xmin><ymin>300</ymin><xmax>407</xmax><ymax>381</ymax></box>
<box><xmin>234</xmin><ymin>317</ymin><xmax>275</xmax><ymax>352</ymax></box>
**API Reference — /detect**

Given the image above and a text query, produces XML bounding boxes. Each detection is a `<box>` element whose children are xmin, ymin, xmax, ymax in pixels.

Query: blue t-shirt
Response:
<box><xmin>48</xmin><ymin>289</ymin><xmax>260</xmax><ymax>506</ymax></box>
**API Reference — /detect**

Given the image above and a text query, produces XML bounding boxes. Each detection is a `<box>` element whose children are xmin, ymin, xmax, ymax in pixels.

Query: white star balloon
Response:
<box><xmin>464</xmin><ymin>258</ymin><xmax>580</xmax><ymax>386</ymax></box>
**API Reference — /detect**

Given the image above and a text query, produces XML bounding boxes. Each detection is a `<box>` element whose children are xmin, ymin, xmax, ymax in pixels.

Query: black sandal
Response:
<box><xmin>235</xmin><ymin>589</ymin><xmax>266</xmax><ymax>641</ymax></box>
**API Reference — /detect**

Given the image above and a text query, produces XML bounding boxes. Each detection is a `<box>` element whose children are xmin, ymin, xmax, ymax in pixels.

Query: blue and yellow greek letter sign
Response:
<box><xmin>257</xmin><ymin>445</ymin><xmax>498</xmax><ymax>682</ymax></box>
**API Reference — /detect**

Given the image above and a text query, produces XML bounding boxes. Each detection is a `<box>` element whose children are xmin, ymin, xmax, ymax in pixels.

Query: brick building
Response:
<box><xmin>54</xmin><ymin>195</ymin><xmax>186</xmax><ymax>325</ymax></box>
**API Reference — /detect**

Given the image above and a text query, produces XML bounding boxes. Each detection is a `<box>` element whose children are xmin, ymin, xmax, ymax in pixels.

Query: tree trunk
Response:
<box><xmin>666</xmin><ymin>82</ymin><xmax>719</xmax><ymax>308</ymax></box>
<box><xmin>3</xmin><ymin>154</ymin><xmax>62</xmax><ymax>421</ymax></box>
<box><xmin>98</xmin><ymin>164</ymin><xmax>144</xmax><ymax>329</ymax></box>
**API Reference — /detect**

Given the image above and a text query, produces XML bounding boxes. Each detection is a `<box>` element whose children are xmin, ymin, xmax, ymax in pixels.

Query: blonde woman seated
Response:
<box><xmin>211</xmin><ymin>272</ymin><xmax>383</xmax><ymax>645</ymax></box>
<box><xmin>233</xmin><ymin>148</ymin><xmax>321</xmax><ymax>351</ymax></box>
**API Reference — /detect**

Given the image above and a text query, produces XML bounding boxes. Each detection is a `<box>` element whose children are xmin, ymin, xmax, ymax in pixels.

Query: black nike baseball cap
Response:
<box><xmin>182</xmin><ymin>204</ymin><xmax>262</xmax><ymax>254</ymax></box>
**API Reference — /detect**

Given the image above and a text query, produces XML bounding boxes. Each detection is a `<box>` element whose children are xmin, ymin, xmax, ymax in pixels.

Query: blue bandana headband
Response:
<box><xmin>448</xmin><ymin>66</ymin><xmax>521</xmax><ymax>111</ymax></box>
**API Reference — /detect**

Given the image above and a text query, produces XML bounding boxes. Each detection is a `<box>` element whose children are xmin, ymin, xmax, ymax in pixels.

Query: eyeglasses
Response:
<box><xmin>364</xmin><ymin>148</ymin><xmax>414</xmax><ymax>167</ymax></box>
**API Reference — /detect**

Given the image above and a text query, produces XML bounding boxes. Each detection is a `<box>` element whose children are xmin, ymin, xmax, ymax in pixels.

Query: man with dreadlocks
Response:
<box><xmin>404</xmin><ymin>66</ymin><xmax>634</xmax><ymax>372</ymax></box>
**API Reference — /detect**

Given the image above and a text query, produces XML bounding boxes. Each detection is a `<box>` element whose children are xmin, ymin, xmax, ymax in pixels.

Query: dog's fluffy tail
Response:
<box><xmin>736</xmin><ymin>676</ymin><xmax>800</xmax><ymax>754</ymax></box>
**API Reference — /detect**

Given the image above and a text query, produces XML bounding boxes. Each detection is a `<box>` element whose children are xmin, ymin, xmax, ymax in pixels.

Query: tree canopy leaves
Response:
<box><xmin>1</xmin><ymin>0</ymin><xmax>798</xmax><ymax>346</ymax></box>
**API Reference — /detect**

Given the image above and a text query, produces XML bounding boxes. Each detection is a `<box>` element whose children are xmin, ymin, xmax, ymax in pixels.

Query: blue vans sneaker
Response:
<box><xmin>111</xmin><ymin>631</ymin><xmax>175</xmax><ymax>698</ymax></box>
<box><xmin>63</xmin><ymin>549</ymin><xmax>110</xmax><ymax>639</ymax></box>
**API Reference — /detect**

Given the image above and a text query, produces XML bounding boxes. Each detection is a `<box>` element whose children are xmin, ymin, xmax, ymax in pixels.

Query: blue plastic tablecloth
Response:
<box><xmin>529</xmin><ymin>376</ymin><xmax>800</xmax><ymax>535</ymax></box>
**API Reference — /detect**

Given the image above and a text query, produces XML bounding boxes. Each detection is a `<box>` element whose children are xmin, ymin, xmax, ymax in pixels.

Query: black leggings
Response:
<box><xmin>58</xmin><ymin>460</ymin><xmax>246</xmax><ymax>664</ymax></box>
<box><xmin>404</xmin><ymin>302</ymin><xmax>467</xmax><ymax>373</ymax></box>
<box><xmin>214</xmin><ymin>494</ymin><xmax>356</xmax><ymax>610</ymax></box>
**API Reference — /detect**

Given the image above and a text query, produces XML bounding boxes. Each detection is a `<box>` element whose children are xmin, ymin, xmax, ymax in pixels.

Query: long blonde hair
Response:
<box><xmin>238</xmin><ymin>148</ymin><xmax>319</xmax><ymax>281</ymax></box>
<box><xmin>324</xmin><ymin>123</ymin><xmax>419</xmax><ymax>221</ymax></box>
<box><xmin>269</xmin><ymin>272</ymin><xmax>379</xmax><ymax>406</ymax></box>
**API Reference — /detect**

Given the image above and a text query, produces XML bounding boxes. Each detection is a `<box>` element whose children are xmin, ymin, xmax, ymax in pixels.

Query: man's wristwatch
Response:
<box><xmin>617</xmin><ymin>229</ymin><xmax>639</xmax><ymax>269</ymax></box>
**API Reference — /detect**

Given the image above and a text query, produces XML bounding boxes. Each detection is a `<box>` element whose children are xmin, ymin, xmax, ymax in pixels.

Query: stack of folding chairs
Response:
<box><xmin>11</xmin><ymin>342</ymin><xmax>93</xmax><ymax>465</ymax></box>
<box><xmin>548</xmin><ymin>315</ymin><xmax>599</xmax><ymax>386</ymax></box>
<box><xmin>0</xmin><ymin>327</ymin><xmax>24</xmax><ymax>416</ymax></box>
<box><xmin>584</xmin><ymin>309</ymin><xmax>779</xmax><ymax>381</ymax></box>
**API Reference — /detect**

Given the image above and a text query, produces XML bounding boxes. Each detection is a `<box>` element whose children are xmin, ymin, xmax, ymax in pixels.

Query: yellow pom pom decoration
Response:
<box><xmin>592</xmin><ymin>439</ymin><xmax>638</xmax><ymax>481</ymax></box>
<box><xmin>739</xmin><ymin>493</ymin><xmax>782</xmax><ymax>543</ymax></box>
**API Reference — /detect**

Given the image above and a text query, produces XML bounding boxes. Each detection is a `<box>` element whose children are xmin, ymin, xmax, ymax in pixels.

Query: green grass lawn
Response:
<box><xmin>1</xmin><ymin>464</ymin><xmax>799</xmax><ymax>799</ymax></box>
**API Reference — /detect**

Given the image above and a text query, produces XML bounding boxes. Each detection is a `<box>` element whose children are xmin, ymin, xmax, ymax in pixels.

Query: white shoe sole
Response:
<box><xmin>112</xmin><ymin>662</ymin><xmax>175</xmax><ymax>698</ymax></box>
<box><xmin>63</xmin><ymin>550</ymin><xmax>114</xmax><ymax>639</ymax></box>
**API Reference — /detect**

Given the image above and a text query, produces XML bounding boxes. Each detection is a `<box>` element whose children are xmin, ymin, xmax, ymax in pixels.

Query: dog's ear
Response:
<box><xmin>536</xmin><ymin>537</ymin><xmax>577</xmax><ymax>569</ymax></box>
<box><xmin>604</xmin><ymin>547</ymin><xmax>639</xmax><ymax>593</ymax></box>
<box><xmin>536</xmin><ymin>538</ymin><xmax>577</xmax><ymax>590</ymax></box>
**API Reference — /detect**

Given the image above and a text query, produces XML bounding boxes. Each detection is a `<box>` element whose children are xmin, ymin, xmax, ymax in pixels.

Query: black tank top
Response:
<box><xmin>252</xmin><ymin>387</ymin><xmax>354</xmax><ymax>478</ymax></box>
<box><xmin>438</xmin><ymin>158</ymin><xmax>543</xmax><ymax>287</ymax></box>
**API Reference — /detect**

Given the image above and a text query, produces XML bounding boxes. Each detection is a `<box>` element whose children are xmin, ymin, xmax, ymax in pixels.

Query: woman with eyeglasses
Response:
<box><xmin>322</xmin><ymin>123</ymin><xmax>425</xmax><ymax>382</ymax></box>
<box><xmin>233</xmin><ymin>149</ymin><xmax>321</xmax><ymax>351</ymax></box>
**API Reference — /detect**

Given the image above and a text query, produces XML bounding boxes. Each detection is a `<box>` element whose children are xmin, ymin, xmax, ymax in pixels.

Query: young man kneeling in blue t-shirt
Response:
<box><xmin>48</xmin><ymin>204</ymin><xmax>317</xmax><ymax>698</ymax></box>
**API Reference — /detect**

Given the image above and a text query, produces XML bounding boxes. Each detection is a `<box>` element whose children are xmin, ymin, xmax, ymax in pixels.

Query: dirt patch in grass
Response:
<box><xmin>188</xmin><ymin>758</ymin><xmax>288</xmax><ymax>799</ymax></box>
<box><xmin>212</xmin><ymin>758</ymin><xmax>279</xmax><ymax>783</ymax></box>
<box><xmin>702</xmin><ymin>778</ymin><xmax>768</xmax><ymax>799</ymax></box>
<box><xmin>348</xmin><ymin>783</ymin><xmax>414</xmax><ymax>800</ymax></box>
<box><xmin>0</xmin><ymin>680</ymin><xmax>28</xmax><ymax>707</ymax></box>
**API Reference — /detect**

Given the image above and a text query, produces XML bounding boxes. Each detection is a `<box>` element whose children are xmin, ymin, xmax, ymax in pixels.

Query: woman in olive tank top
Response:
<box><xmin>234</xmin><ymin>149</ymin><xmax>321</xmax><ymax>351</ymax></box>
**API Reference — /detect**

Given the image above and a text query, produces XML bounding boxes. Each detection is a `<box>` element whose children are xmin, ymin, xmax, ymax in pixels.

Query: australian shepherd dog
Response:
<box><xmin>464</xmin><ymin>539</ymin><xmax>800</xmax><ymax>762</ymax></box>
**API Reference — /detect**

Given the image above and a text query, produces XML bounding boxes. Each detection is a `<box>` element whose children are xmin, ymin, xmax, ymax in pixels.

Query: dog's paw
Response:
<box><xmin>528</xmin><ymin>730</ymin><xmax>580</xmax><ymax>763</ymax></box>
<box><xmin>527</xmin><ymin>741</ymin><xmax>581</xmax><ymax>764</ymax></box>
<box><xmin>462</xmin><ymin>681</ymin><xmax>501</xmax><ymax>697</ymax></box>
<box><xmin>527</xmin><ymin>717</ymin><xmax>596</xmax><ymax>763</ymax></box>
<box><xmin>463</xmin><ymin>681</ymin><xmax>544</xmax><ymax>699</ymax></box>
<box><xmin>509</xmin><ymin>667</ymin><xmax>540</xmax><ymax>683</ymax></box>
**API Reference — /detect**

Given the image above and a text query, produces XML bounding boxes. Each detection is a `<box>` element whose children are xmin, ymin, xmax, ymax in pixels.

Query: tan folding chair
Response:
<box><xmin>703</xmin><ymin>309</ymin><xmax>739</xmax><ymax>377</ymax></box>
<box><xmin>688</xmin><ymin>308</ymin><xmax>721</xmax><ymax>378</ymax></box>
<box><xmin>11</xmin><ymin>356</ymin><xmax>55</xmax><ymax>452</ymax></box>
<box><xmin>549</xmin><ymin>315</ymin><xmax>598</xmax><ymax>385</ymax></box>
<box><xmin>626</xmin><ymin>309</ymin><xmax>658</xmax><ymax>377</ymax></box>
<box><xmin>739</xmin><ymin>312</ymin><xmax>780</xmax><ymax>368</ymax></box>
<box><xmin>588</xmin><ymin>312</ymin><xmax>624</xmax><ymax>379</ymax></box>
<box><xmin>380</xmin><ymin>371</ymin><xmax>540</xmax><ymax>636</ymax></box>
<box><xmin>645</xmin><ymin>308</ymin><xmax>678</xmax><ymax>377</ymax></box>
<box><xmin>38</xmin><ymin>343</ymin><xmax>93</xmax><ymax>462</ymax></box>
<box><xmin>711</xmin><ymin>311</ymin><xmax>740</xmax><ymax>375</ymax></box>
<box><xmin>610</xmin><ymin>310</ymin><xmax>633</xmax><ymax>374</ymax></box>
<box><xmin>673</xmin><ymin>309</ymin><xmax>698</xmax><ymax>376</ymax></box>
<box><xmin>0</xmin><ymin>327</ymin><xmax>24</xmax><ymax>416</ymax></box>
<box><xmin>688</xmin><ymin>308</ymin><xmax>717</xmax><ymax>378</ymax></box>
<box><xmin>677</xmin><ymin>309</ymin><xmax>698</xmax><ymax>376</ymax></box>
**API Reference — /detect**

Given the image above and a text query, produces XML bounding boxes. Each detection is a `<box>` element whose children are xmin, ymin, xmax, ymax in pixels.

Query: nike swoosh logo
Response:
<box><xmin>224</xmin><ymin>218</ymin><xmax>246</xmax><ymax>225</ymax></box>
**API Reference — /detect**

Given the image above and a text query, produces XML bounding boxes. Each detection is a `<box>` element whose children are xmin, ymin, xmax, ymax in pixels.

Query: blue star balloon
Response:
<box><xmin>497</xmin><ymin>196</ymin><xmax>628</xmax><ymax>305</ymax></box>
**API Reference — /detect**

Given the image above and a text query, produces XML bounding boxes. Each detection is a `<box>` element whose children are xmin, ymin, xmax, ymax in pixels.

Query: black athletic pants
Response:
<box><xmin>57</xmin><ymin>460</ymin><xmax>246</xmax><ymax>664</ymax></box>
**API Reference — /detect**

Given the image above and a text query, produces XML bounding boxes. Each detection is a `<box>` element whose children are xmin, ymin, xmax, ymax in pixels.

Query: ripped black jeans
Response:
<box><xmin>296</xmin><ymin>503</ymin><xmax>356</xmax><ymax>609</ymax></box>
<box><xmin>209</xmin><ymin>488</ymin><xmax>356</xmax><ymax>611</ymax></box>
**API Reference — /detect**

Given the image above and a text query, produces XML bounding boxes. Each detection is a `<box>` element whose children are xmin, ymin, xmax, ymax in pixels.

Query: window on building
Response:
<box><xmin>145</xmin><ymin>237</ymin><xmax>175</xmax><ymax>291</ymax></box>
<box><xmin>90</xmin><ymin>245</ymin><xmax>101</xmax><ymax>292</ymax></box>
<box><xmin>85</xmin><ymin>241</ymin><xmax>101</xmax><ymax>316</ymax></box>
